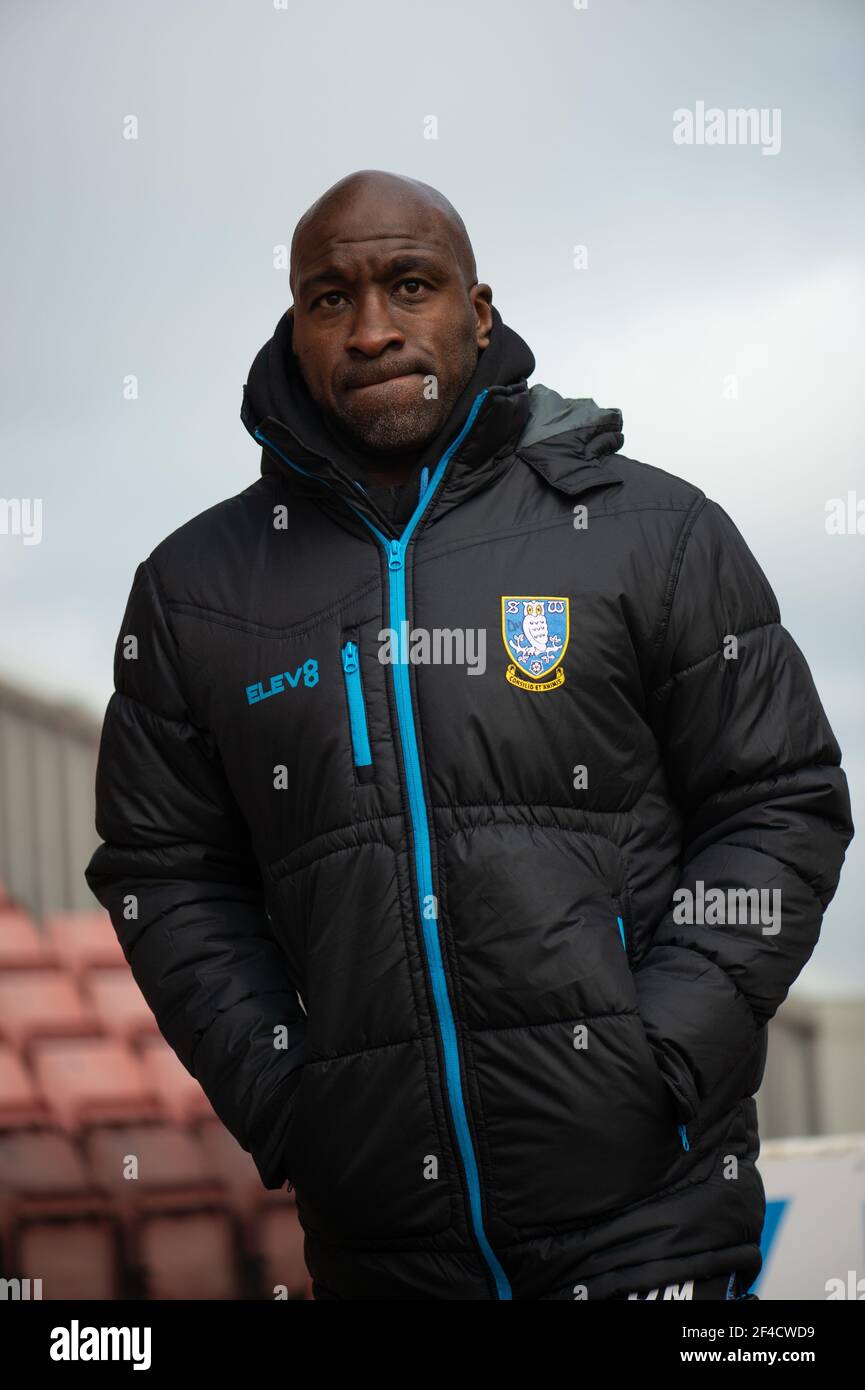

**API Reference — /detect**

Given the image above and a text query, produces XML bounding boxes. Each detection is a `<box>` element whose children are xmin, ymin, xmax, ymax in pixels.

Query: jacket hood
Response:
<box><xmin>518</xmin><ymin>383</ymin><xmax>624</xmax><ymax>457</ymax></box>
<box><xmin>513</xmin><ymin>384</ymin><xmax>625</xmax><ymax>498</ymax></box>
<box><xmin>240</xmin><ymin>303</ymin><xmax>625</xmax><ymax>526</ymax></box>
<box><xmin>241</xmin><ymin>302</ymin><xmax>531</xmax><ymax>473</ymax></box>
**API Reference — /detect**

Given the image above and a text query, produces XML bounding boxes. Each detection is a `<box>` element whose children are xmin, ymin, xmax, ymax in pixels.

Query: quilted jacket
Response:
<box><xmin>85</xmin><ymin>304</ymin><xmax>853</xmax><ymax>1299</ymax></box>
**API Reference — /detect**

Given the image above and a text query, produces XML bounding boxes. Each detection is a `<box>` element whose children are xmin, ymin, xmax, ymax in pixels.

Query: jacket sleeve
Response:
<box><xmin>84</xmin><ymin>558</ymin><xmax>306</xmax><ymax>1188</ymax></box>
<box><xmin>636</xmin><ymin>497</ymin><xmax>854</xmax><ymax>1124</ymax></box>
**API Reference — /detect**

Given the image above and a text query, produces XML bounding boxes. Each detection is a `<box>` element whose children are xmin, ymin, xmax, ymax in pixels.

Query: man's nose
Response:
<box><xmin>343</xmin><ymin>292</ymin><xmax>405</xmax><ymax>356</ymax></box>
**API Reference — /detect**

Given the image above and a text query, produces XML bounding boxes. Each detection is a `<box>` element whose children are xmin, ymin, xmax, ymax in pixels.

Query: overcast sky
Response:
<box><xmin>1</xmin><ymin>0</ymin><xmax>863</xmax><ymax>990</ymax></box>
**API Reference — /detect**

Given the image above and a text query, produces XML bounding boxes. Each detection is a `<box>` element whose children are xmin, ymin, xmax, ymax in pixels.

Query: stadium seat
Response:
<box><xmin>196</xmin><ymin>1116</ymin><xmax>263</xmax><ymax>1213</ymax></box>
<box><xmin>84</xmin><ymin>1123</ymin><xmax>223</xmax><ymax>1205</ymax></box>
<box><xmin>43</xmin><ymin>910</ymin><xmax>125</xmax><ymax>977</ymax></box>
<box><xmin>0</xmin><ymin>1044</ymin><xmax>50</xmax><ymax>1128</ymax></box>
<box><xmin>82</xmin><ymin>1123</ymin><xmax>242</xmax><ymax>1298</ymax></box>
<box><xmin>0</xmin><ymin>1127</ymin><xmax>98</xmax><ymax>1211</ymax></box>
<box><xmin>16</xmin><ymin>1217</ymin><xmax>121</xmax><ymax>1300</ymax></box>
<box><xmin>83</xmin><ymin>967</ymin><xmax>159</xmax><ymax>1042</ymax></box>
<box><xmin>0</xmin><ymin>969</ymin><xmax>96</xmax><ymax>1049</ymax></box>
<box><xmin>138</xmin><ymin>1036</ymin><xmax>215</xmax><ymax>1125</ymax></box>
<box><xmin>138</xmin><ymin>1210</ymin><xmax>241</xmax><ymax>1299</ymax></box>
<box><xmin>0</xmin><ymin>907</ymin><xmax>58</xmax><ymax>969</ymax></box>
<box><xmin>31</xmin><ymin>1037</ymin><xmax>161</xmax><ymax>1130</ymax></box>
<box><xmin>0</xmin><ymin>1127</ymin><xmax>121</xmax><ymax>1299</ymax></box>
<box><xmin>195</xmin><ymin>1115</ymin><xmax>306</xmax><ymax>1297</ymax></box>
<box><xmin>0</xmin><ymin>905</ymin><xmax>293</xmax><ymax>1300</ymax></box>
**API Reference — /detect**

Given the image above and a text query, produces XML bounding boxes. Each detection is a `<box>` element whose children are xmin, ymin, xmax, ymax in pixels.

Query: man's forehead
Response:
<box><xmin>300</xmin><ymin>186</ymin><xmax>448</xmax><ymax>242</ymax></box>
<box><xmin>297</xmin><ymin>223</ymin><xmax>453</xmax><ymax>261</ymax></box>
<box><xmin>293</xmin><ymin>202</ymin><xmax>459</xmax><ymax>279</ymax></box>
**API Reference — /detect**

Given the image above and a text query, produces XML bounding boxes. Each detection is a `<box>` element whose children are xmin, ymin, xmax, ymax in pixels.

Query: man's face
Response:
<box><xmin>290</xmin><ymin>195</ymin><xmax>492</xmax><ymax>459</ymax></box>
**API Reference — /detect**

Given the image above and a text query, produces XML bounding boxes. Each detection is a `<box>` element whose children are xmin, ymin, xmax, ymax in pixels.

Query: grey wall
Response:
<box><xmin>0</xmin><ymin>680</ymin><xmax>101</xmax><ymax>916</ymax></box>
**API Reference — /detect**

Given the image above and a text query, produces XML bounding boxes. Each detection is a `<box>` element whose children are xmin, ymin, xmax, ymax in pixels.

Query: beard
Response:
<box><xmin>332</xmin><ymin>384</ymin><xmax>455</xmax><ymax>455</ymax></box>
<box><xmin>303</xmin><ymin>322</ymin><xmax>480</xmax><ymax>461</ymax></box>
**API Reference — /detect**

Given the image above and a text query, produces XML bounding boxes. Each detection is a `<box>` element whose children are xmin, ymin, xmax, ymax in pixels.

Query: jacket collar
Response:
<box><xmin>242</xmin><ymin>316</ymin><xmax>624</xmax><ymax>531</ymax></box>
<box><xmin>241</xmin><ymin>303</ymin><xmax>535</xmax><ymax>531</ymax></box>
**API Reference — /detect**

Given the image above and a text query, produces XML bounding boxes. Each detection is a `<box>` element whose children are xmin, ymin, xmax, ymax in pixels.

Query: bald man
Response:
<box><xmin>86</xmin><ymin>169</ymin><xmax>852</xmax><ymax>1302</ymax></box>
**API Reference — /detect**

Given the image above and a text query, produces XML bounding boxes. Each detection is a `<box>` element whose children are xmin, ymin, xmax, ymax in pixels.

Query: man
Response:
<box><xmin>85</xmin><ymin>169</ymin><xmax>853</xmax><ymax>1301</ymax></box>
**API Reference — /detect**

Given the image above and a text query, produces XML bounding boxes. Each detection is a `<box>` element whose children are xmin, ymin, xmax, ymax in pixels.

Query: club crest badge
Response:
<box><xmin>501</xmin><ymin>597</ymin><xmax>569</xmax><ymax>691</ymax></box>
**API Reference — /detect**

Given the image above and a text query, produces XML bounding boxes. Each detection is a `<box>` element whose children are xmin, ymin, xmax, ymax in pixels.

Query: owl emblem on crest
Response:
<box><xmin>501</xmin><ymin>596</ymin><xmax>569</xmax><ymax>691</ymax></box>
<box><xmin>521</xmin><ymin>600</ymin><xmax>549</xmax><ymax>654</ymax></box>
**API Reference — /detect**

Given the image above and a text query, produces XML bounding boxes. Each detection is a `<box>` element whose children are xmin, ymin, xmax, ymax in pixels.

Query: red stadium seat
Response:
<box><xmin>0</xmin><ymin>907</ymin><xmax>58</xmax><ymax>969</ymax></box>
<box><xmin>0</xmin><ymin>1127</ymin><xmax>120</xmax><ymax>1299</ymax></box>
<box><xmin>43</xmin><ymin>910</ymin><xmax>125</xmax><ymax>977</ymax></box>
<box><xmin>195</xmin><ymin>1116</ymin><xmax>303</xmax><ymax>1293</ymax></box>
<box><xmin>83</xmin><ymin>1123</ymin><xmax>240</xmax><ymax>1298</ymax></box>
<box><xmin>0</xmin><ymin>1127</ymin><xmax>97</xmax><ymax>1206</ymax></box>
<box><xmin>16</xmin><ymin>1217</ymin><xmax>121</xmax><ymax>1299</ymax></box>
<box><xmin>138</xmin><ymin>1210</ymin><xmax>240</xmax><ymax>1299</ymax></box>
<box><xmin>0</xmin><ymin>1044</ymin><xmax>50</xmax><ymax>1127</ymax></box>
<box><xmin>0</xmin><ymin>970</ymin><xmax>96</xmax><ymax>1049</ymax></box>
<box><xmin>31</xmin><ymin>1038</ymin><xmax>161</xmax><ymax>1131</ymax></box>
<box><xmin>83</xmin><ymin>967</ymin><xmax>159</xmax><ymax>1042</ymax></box>
<box><xmin>84</xmin><ymin>1123</ymin><xmax>223</xmax><ymax>1205</ymax></box>
<box><xmin>196</xmin><ymin>1117</ymin><xmax>262</xmax><ymax>1212</ymax></box>
<box><xmin>0</xmin><ymin>1123</ymin><xmax>95</xmax><ymax>1200</ymax></box>
<box><xmin>138</xmin><ymin>1036</ymin><xmax>215</xmax><ymax>1125</ymax></box>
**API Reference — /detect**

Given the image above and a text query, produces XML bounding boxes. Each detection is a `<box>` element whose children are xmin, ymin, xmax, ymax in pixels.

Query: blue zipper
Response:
<box><xmin>340</xmin><ymin>641</ymin><xmax>373</xmax><ymax>767</ymax></box>
<box><xmin>255</xmin><ymin>392</ymin><xmax>512</xmax><ymax>1299</ymax></box>
<box><xmin>615</xmin><ymin>913</ymin><xmax>627</xmax><ymax>951</ymax></box>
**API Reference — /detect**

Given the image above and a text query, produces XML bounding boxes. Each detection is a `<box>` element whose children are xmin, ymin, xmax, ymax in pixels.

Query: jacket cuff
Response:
<box><xmin>248</xmin><ymin>1066</ymin><xmax>305</xmax><ymax>1190</ymax></box>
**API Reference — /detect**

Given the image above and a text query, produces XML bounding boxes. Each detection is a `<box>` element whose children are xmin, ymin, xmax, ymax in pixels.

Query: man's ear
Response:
<box><xmin>472</xmin><ymin>285</ymin><xmax>494</xmax><ymax>350</ymax></box>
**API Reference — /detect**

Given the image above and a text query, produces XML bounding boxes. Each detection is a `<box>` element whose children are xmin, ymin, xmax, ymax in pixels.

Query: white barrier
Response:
<box><xmin>755</xmin><ymin>1133</ymin><xmax>865</xmax><ymax>1299</ymax></box>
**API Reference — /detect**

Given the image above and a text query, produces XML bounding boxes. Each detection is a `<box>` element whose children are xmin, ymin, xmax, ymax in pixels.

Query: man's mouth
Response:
<box><xmin>348</xmin><ymin>371</ymin><xmax>423</xmax><ymax>392</ymax></box>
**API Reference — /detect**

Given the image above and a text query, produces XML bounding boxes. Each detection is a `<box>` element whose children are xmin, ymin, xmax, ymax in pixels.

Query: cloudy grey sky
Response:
<box><xmin>1</xmin><ymin>0</ymin><xmax>863</xmax><ymax>989</ymax></box>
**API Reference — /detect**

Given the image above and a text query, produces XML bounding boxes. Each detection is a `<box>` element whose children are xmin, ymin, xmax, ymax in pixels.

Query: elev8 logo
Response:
<box><xmin>245</xmin><ymin>658</ymin><xmax>319</xmax><ymax>705</ymax></box>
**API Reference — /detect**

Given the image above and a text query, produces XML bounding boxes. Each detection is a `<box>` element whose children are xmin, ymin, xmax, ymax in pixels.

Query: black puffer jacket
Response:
<box><xmin>85</xmin><ymin>305</ymin><xmax>853</xmax><ymax>1300</ymax></box>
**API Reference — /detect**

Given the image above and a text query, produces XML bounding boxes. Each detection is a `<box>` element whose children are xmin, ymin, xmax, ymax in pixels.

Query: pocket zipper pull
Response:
<box><xmin>341</xmin><ymin>638</ymin><xmax>373</xmax><ymax>770</ymax></box>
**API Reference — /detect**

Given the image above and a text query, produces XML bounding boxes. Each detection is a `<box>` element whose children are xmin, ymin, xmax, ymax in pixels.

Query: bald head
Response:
<box><xmin>286</xmin><ymin>168</ymin><xmax>494</xmax><ymax>477</ymax></box>
<box><xmin>289</xmin><ymin>169</ymin><xmax>477</xmax><ymax>299</ymax></box>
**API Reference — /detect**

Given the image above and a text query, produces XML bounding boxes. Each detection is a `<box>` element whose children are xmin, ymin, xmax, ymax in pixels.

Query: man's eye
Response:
<box><xmin>313</xmin><ymin>279</ymin><xmax>430</xmax><ymax>310</ymax></box>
